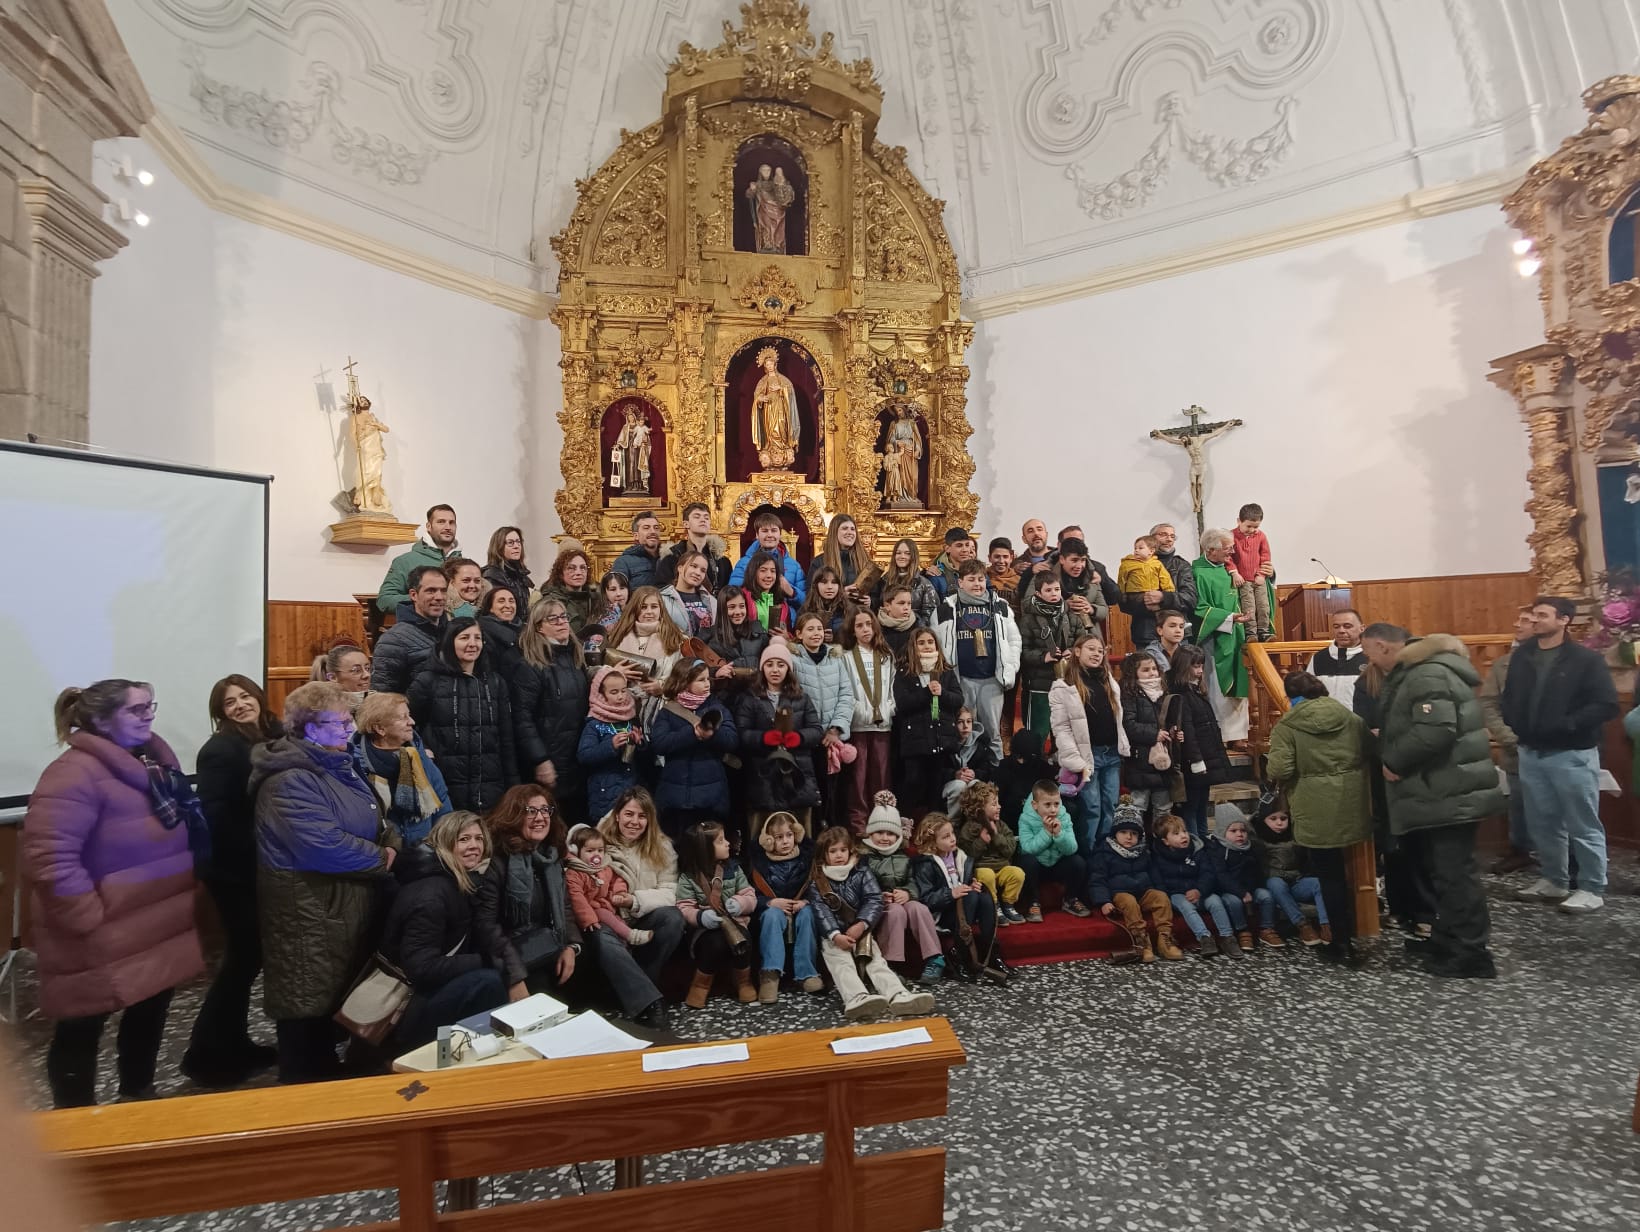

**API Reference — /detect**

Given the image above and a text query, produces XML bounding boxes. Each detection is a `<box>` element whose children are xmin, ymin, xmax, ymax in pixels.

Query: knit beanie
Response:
<box><xmin>1112</xmin><ymin>799</ymin><xmax>1145</xmax><ymax>835</ymax></box>
<box><xmin>1212</xmin><ymin>801</ymin><xmax>1248</xmax><ymax>837</ymax></box>
<box><xmin>866</xmin><ymin>790</ymin><xmax>904</xmax><ymax>838</ymax></box>
<box><xmin>759</xmin><ymin>640</ymin><xmax>794</xmax><ymax>672</ymax></box>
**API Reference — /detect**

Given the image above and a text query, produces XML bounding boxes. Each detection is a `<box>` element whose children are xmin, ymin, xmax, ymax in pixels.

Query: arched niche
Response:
<box><xmin>1610</xmin><ymin>183</ymin><xmax>1640</xmax><ymax>285</ymax></box>
<box><xmin>735</xmin><ymin>133</ymin><xmax>808</xmax><ymax>256</ymax></box>
<box><xmin>600</xmin><ymin>396</ymin><xmax>667</xmax><ymax>503</ymax></box>
<box><xmin>736</xmin><ymin>502</ymin><xmax>815</xmax><ymax>567</ymax></box>
<box><xmin>874</xmin><ymin>402</ymin><xmax>930</xmax><ymax>509</ymax></box>
<box><xmin>725</xmin><ymin>336</ymin><xmax>822</xmax><ymax>482</ymax></box>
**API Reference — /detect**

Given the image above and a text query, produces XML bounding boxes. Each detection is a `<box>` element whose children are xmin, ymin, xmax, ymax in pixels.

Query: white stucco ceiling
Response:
<box><xmin>107</xmin><ymin>0</ymin><xmax>1640</xmax><ymax>311</ymax></box>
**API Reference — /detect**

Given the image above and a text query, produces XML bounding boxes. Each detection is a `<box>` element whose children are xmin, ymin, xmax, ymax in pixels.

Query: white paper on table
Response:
<box><xmin>830</xmin><ymin>1026</ymin><xmax>933</xmax><ymax>1055</ymax></box>
<box><xmin>640</xmin><ymin>1042</ymin><xmax>751</xmax><ymax>1072</ymax></box>
<box><xmin>517</xmin><ymin>1012</ymin><xmax>651</xmax><ymax>1060</ymax></box>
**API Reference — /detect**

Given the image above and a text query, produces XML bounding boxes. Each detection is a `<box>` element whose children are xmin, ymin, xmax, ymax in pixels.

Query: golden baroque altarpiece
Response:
<box><xmin>1494</xmin><ymin>75</ymin><xmax>1640</xmax><ymax>598</ymax></box>
<box><xmin>549</xmin><ymin>0</ymin><xmax>976</xmax><ymax>570</ymax></box>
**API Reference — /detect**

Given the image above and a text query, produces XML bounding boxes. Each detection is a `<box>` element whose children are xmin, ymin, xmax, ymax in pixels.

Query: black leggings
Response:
<box><xmin>1304</xmin><ymin>845</ymin><xmax>1355</xmax><ymax>950</ymax></box>
<box><xmin>693</xmin><ymin>926</ymin><xmax>752</xmax><ymax>974</ymax></box>
<box><xmin>1038</xmin><ymin>853</ymin><xmax>1089</xmax><ymax>903</ymax></box>
<box><xmin>47</xmin><ymin>988</ymin><xmax>174</xmax><ymax>1108</ymax></box>
<box><xmin>186</xmin><ymin>876</ymin><xmax>264</xmax><ymax>1069</ymax></box>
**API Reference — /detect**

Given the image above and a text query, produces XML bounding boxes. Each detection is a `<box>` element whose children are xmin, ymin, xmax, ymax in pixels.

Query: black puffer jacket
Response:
<box><xmin>1176</xmin><ymin>687</ymin><xmax>1231</xmax><ymax>784</ymax></box>
<box><xmin>509</xmin><ymin>652</ymin><xmax>589</xmax><ymax>807</ymax></box>
<box><xmin>482</xmin><ymin>562</ymin><xmax>535</xmax><ymax>616</ymax></box>
<box><xmin>370</xmin><ymin>602</ymin><xmax>447</xmax><ymax>695</ymax></box>
<box><xmin>196</xmin><ymin>724</ymin><xmax>281</xmax><ymax>884</ymax></box>
<box><xmin>472</xmin><ymin>843</ymin><xmax>582</xmax><ymax>987</ymax></box>
<box><xmin>892</xmin><ymin>667</ymin><xmax>962</xmax><ymax>758</ymax></box>
<box><xmin>379</xmin><ymin>846</ymin><xmax>504</xmax><ymax>993</ymax></box>
<box><xmin>478</xmin><ymin>616</ymin><xmax>523</xmax><ymax>681</ymax></box>
<box><xmin>1120</xmin><ymin>690</ymin><xmax>1172</xmax><ymax>791</ymax></box>
<box><xmin>1500</xmin><ymin>638</ymin><xmax>1619</xmax><ymax>752</ymax></box>
<box><xmin>732</xmin><ymin>688</ymin><xmax>824</xmax><ymax>810</ymax></box>
<box><xmin>407</xmin><ymin>660</ymin><xmax>517</xmax><ymax>812</ymax></box>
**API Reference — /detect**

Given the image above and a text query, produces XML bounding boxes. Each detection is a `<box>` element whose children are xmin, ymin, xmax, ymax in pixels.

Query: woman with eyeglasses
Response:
<box><xmin>482</xmin><ymin>526</ymin><xmax>534</xmax><ymax>615</ymax></box>
<box><xmin>250</xmin><ymin>681</ymin><xmax>400</xmax><ymax>1083</ymax></box>
<box><xmin>510</xmin><ymin>597</ymin><xmax>590</xmax><ymax>823</ymax></box>
<box><xmin>181</xmin><ymin>675</ymin><xmax>283</xmax><ymax>1088</ymax></box>
<box><xmin>476</xmin><ymin>786</ymin><xmax>670</xmax><ymax>1029</ymax></box>
<box><xmin>408</xmin><ymin>617</ymin><xmax>518</xmax><ymax>813</ymax></box>
<box><xmin>24</xmin><ymin>680</ymin><xmax>206</xmax><ymax>1106</ymax></box>
<box><xmin>309</xmin><ymin>640</ymin><xmax>371</xmax><ymax>710</ymax></box>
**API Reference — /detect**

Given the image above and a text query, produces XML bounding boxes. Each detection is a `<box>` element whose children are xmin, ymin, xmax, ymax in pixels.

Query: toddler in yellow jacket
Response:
<box><xmin>1117</xmin><ymin>535</ymin><xmax>1175</xmax><ymax>609</ymax></box>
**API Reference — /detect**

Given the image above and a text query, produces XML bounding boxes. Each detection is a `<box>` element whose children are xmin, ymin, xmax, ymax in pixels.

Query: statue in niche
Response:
<box><xmin>744</xmin><ymin>164</ymin><xmax>795</xmax><ymax>255</ymax></box>
<box><xmin>751</xmin><ymin>346</ymin><xmax>801</xmax><ymax>470</ymax></box>
<box><xmin>880</xmin><ymin>405</ymin><xmax>925</xmax><ymax>509</ymax></box>
<box><xmin>610</xmin><ymin>404</ymin><xmax>653</xmax><ymax>495</ymax></box>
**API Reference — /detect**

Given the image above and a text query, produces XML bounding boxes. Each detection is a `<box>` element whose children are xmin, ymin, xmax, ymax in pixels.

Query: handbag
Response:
<box><xmin>1148</xmin><ymin>696</ymin><xmax>1178</xmax><ymax>771</ymax></box>
<box><xmin>511</xmin><ymin>924</ymin><xmax>564</xmax><ymax>974</ymax></box>
<box><xmin>334</xmin><ymin>932</ymin><xmax>466</xmax><ymax>1046</ymax></box>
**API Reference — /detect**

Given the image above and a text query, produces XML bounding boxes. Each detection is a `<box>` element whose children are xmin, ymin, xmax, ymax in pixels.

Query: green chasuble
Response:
<box><xmin>1191</xmin><ymin>555</ymin><xmax>1248</xmax><ymax>699</ymax></box>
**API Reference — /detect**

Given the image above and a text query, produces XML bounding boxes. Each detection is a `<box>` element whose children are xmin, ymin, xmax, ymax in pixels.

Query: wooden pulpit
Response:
<box><xmin>1280</xmin><ymin>583</ymin><xmax>1353</xmax><ymax>641</ymax></box>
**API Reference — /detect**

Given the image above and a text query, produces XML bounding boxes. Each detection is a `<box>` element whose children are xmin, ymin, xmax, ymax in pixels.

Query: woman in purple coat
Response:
<box><xmin>23</xmin><ymin>679</ymin><xmax>205</xmax><ymax>1107</ymax></box>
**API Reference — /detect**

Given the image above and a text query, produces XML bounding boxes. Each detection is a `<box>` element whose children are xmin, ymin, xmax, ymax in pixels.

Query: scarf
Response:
<box><xmin>917</xmin><ymin>652</ymin><xmax>939</xmax><ymax>674</ymax></box>
<box><xmin>634</xmin><ymin>618</ymin><xmax>660</xmax><ymax>637</ymax></box>
<box><xmin>140</xmin><ymin>751</ymin><xmax>211</xmax><ymax>867</ymax></box>
<box><xmin>1027</xmin><ymin>591</ymin><xmax>1065</xmax><ymax>620</ymax></box>
<box><xmin>1105</xmin><ymin>834</ymin><xmax>1147</xmax><ymax>861</ymax></box>
<box><xmin>1140</xmin><ymin>678</ymin><xmax>1164</xmax><ymax>702</ymax></box>
<box><xmin>822</xmin><ymin>857</ymin><xmax>857</xmax><ymax>882</ymax></box>
<box><xmin>677</xmin><ymin>687</ymin><xmax>710</xmax><ymax>710</ymax></box>
<box><xmin>1216</xmin><ymin>828</ymin><xmax>1252</xmax><ymax>853</ymax></box>
<box><xmin>589</xmin><ymin>685</ymin><xmax>637</xmax><ymax>723</ymax></box>
<box><xmin>805</xmin><ymin>645</ymin><xmax>828</xmax><ymax>665</ymax></box>
<box><xmin>366</xmin><ymin>743</ymin><xmax>444</xmax><ymax>838</ymax></box>
<box><xmin>852</xmin><ymin>646</ymin><xmax>886</xmax><ymax>724</ymax></box>
<box><xmin>503</xmin><ymin>849</ymin><xmax>547</xmax><ymax>931</ymax></box>
<box><xmin>878</xmin><ymin>608</ymin><xmax>916</xmax><ymax>632</ymax></box>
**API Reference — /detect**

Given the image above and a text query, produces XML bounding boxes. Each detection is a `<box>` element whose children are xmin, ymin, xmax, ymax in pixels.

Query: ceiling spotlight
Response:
<box><xmin>136</xmin><ymin>169</ymin><xmax>154</xmax><ymax>187</ymax></box>
<box><xmin>1512</xmin><ymin>238</ymin><xmax>1534</xmax><ymax>255</ymax></box>
<box><xmin>1518</xmin><ymin>256</ymin><xmax>1542</xmax><ymax>277</ymax></box>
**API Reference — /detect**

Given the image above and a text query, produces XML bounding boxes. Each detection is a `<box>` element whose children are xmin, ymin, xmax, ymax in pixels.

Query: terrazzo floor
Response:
<box><xmin>5</xmin><ymin>860</ymin><xmax>1640</xmax><ymax>1232</ymax></box>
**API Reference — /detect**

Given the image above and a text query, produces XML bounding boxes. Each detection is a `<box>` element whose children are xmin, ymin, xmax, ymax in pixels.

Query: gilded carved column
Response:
<box><xmin>670</xmin><ymin>299</ymin><xmax>712</xmax><ymax>511</ymax></box>
<box><xmin>552</xmin><ymin>305</ymin><xmax>598</xmax><ymax>546</ymax></box>
<box><xmin>1489</xmin><ymin>346</ymin><xmax>1583</xmax><ymax>595</ymax></box>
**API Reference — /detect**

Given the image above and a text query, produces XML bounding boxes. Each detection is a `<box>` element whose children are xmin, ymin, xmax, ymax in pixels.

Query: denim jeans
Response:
<box><xmin>1073</xmin><ymin>747</ymin><xmax>1122</xmax><ymax>851</ymax></box>
<box><xmin>1519</xmin><ymin>746</ymin><xmax>1606</xmax><ymax>895</ymax></box>
<box><xmin>758</xmin><ymin>902</ymin><xmax>819</xmax><ymax>980</ymax></box>
<box><xmin>1266</xmin><ymin>876</ymin><xmax>1329</xmax><ymax>927</ymax></box>
<box><xmin>1207</xmin><ymin>889</ymin><xmax>1274</xmax><ymax>931</ymax></box>
<box><xmin>1169</xmin><ymin>893</ymin><xmax>1213</xmax><ymax>939</ymax></box>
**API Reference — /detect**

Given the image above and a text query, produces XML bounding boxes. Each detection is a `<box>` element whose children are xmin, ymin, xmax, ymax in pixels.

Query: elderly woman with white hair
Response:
<box><xmin>1190</xmin><ymin>527</ymin><xmax>1252</xmax><ymax>743</ymax></box>
<box><xmin>251</xmin><ymin>681</ymin><xmax>401</xmax><ymax>1083</ymax></box>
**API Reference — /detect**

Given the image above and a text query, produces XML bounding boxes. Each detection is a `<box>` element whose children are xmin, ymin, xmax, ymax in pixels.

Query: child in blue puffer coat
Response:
<box><xmin>577</xmin><ymin>667</ymin><xmax>644</xmax><ymax>820</ymax></box>
<box><xmin>648</xmin><ymin>660</ymin><xmax>737</xmax><ymax>840</ymax></box>
<box><xmin>1202</xmin><ymin>813</ymin><xmax>1276</xmax><ymax>956</ymax></box>
<box><xmin>1150</xmin><ymin>813</ymin><xmax>1236</xmax><ymax>960</ymax></box>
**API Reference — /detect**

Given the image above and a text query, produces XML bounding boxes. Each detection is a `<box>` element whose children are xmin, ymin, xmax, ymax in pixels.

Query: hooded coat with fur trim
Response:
<box><xmin>1376</xmin><ymin>634</ymin><xmax>1503</xmax><ymax>834</ymax></box>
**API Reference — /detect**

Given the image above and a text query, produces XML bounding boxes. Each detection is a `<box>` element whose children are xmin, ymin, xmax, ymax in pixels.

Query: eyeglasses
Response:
<box><xmin>542</xmin><ymin>612</ymin><xmax>571</xmax><ymax>624</ymax></box>
<box><xmin>123</xmin><ymin>701</ymin><xmax>158</xmax><ymax>719</ymax></box>
<box><xmin>523</xmin><ymin>805</ymin><xmax>556</xmax><ymax>818</ymax></box>
<box><xmin>312</xmin><ymin>715</ymin><xmax>356</xmax><ymax>733</ymax></box>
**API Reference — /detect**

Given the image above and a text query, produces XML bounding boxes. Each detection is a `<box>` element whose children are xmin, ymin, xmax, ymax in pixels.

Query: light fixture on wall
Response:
<box><xmin>112</xmin><ymin>155</ymin><xmax>154</xmax><ymax>187</ymax></box>
<box><xmin>1513</xmin><ymin>236</ymin><xmax>1540</xmax><ymax>277</ymax></box>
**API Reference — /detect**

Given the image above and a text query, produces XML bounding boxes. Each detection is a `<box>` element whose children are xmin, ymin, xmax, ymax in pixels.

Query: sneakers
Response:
<box><xmin>801</xmin><ymin>975</ymin><xmax>825</xmax><ymax>994</ymax></box>
<box><xmin>843</xmin><ymin>993</ymin><xmax>890</xmax><ymax>1021</ymax></box>
<box><xmin>1025</xmin><ymin>903</ymin><xmax>1044</xmax><ymax>923</ymax></box>
<box><xmin>1297</xmin><ymin>922</ymin><xmax>1321</xmax><ymax>947</ymax></box>
<box><xmin>627</xmin><ymin>927</ymin><xmax>654</xmax><ymax>947</ymax></box>
<box><xmin>1558</xmin><ymin>889</ymin><xmax>1604</xmax><ymax>913</ymax></box>
<box><xmin>1236</xmin><ymin>930</ymin><xmax>1255</xmax><ymax>953</ymax></box>
<box><xmin>889</xmin><ymin>989</ymin><xmax>937</xmax><ymax>1017</ymax></box>
<box><xmin>758</xmin><ymin>970</ymin><xmax>781</xmax><ymax>1005</ymax></box>
<box><xmin>1217</xmin><ymin>935</ymin><xmax>1244</xmax><ymax>961</ymax></box>
<box><xmin>1063</xmin><ymin>898</ymin><xmax>1093</xmax><ymax>918</ymax></box>
<box><xmin>1257</xmin><ymin>928</ymin><xmax>1285</xmax><ymax>949</ymax></box>
<box><xmin>1000</xmin><ymin>903</ymin><xmax>1026</xmax><ymax>925</ymax></box>
<box><xmin>918</xmin><ymin>955</ymin><xmax>947</xmax><ymax>985</ymax></box>
<box><xmin>1517</xmin><ymin>878</ymin><xmax>1569</xmax><ymax>902</ymax></box>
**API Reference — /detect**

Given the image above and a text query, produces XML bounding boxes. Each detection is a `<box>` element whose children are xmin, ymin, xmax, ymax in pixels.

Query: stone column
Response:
<box><xmin>0</xmin><ymin>0</ymin><xmax>151</xmax><ymax>444</ymax></box>
<box><xmin>1489</xmin><ymin>344</ymin><xmax>1584</xmax><ymax>596</ymax></box>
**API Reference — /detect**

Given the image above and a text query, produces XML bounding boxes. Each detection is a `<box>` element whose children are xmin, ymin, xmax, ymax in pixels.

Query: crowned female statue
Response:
<box><xmin>750</xmin><ymin>345</ymin><xmax>800</xmax><ymax>470</ymax></box>
<box><xmin>880</xmin><ymin>404</ymin><xmax>925</xmax><ymax>508</ymax></box>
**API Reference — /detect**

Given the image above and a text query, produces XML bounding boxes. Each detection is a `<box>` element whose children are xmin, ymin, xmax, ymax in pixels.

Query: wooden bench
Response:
<box><xmin>35</xmin><ymin>1018</ymin><xmax>966</xmax><ymax>1232</ymax></box>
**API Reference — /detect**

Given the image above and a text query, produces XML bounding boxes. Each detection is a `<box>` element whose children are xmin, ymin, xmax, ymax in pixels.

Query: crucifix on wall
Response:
<box><xmin>1149</xmin><ymin>404</ymin><xmax>1243</xmax><ymax>542</ymax></box>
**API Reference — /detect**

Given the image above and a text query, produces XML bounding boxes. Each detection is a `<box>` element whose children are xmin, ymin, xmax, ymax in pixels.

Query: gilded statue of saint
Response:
<box><xmin>349</xmin><ymin>395</ymin><xmax>392</xmax><ymax>515</ymax></box>
<box><xmin>880</xmin><ymin>405</ymin><xmax>924</xmax><ymax>508</ymax></box>
<box><xmin>751</xmin><ymin>346</ymin><xmax>800</xmax><ymax>471</ymax></box>
<box><xmin>744</xmin><ymin>164</ymin><xmax>794</xmax><ymax>255</ymax></box>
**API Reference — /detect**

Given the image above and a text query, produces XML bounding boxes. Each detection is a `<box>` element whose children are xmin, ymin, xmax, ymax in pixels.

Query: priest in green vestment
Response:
<box><xmin>1192</xmin><ymin>528</ymin><xmax>1253</xmax><ymax>740</ymax></box>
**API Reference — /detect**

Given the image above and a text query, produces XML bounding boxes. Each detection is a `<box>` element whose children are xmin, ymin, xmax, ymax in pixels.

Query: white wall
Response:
<box><xmin>89</xmin><ymin>137</ymin><xmax>563</xmax><ymax>602</ymax></box>
<box><xmin>967</xmin><ymin>205</ymin><xmax>1542</xmax><ymax>582</ymax></box>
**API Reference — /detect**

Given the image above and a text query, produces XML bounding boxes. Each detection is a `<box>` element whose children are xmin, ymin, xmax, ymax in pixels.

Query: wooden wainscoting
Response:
<box><xmin>266</xmin><ymin>601</ymin><xmax>368</xmax><ymax>713</ymax></box>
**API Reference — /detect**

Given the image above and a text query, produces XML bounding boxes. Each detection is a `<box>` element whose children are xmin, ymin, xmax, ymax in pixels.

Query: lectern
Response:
<box><xmin>1280</xmin><ymin>582</ymin><xmax>1354</xmax><ymax>641</ymax></box>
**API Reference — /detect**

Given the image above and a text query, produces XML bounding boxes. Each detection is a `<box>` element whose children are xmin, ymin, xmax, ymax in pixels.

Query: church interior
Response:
<box><xmin>4</xmin><ymin>1</ymin><xmax>1640</xmax><ymax>1229</ymax></box>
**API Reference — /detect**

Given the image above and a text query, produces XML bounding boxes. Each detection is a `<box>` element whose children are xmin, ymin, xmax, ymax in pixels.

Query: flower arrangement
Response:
<box><xmin>1584</xmin><ymin>569</ymin><xmax>1640</xmax><ymax>661</ymax></box>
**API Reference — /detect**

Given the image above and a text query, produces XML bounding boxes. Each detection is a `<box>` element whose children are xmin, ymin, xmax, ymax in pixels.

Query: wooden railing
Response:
<box><xmin>35</xmin><ymin>1019</ymin><xmax>965</xmax><ymax>1232</ymax></box>
<box><xmin>1244</xmin><ymin>636</ymin><xmax>1517</xmax><ymax>941</ymax></box>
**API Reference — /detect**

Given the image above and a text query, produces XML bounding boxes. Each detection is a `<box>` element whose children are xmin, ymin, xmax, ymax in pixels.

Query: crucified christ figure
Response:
<box><xmin>1149</xmin><ymin>404</ymin><xmax>1243</xmax><ymax>541</ymax></box>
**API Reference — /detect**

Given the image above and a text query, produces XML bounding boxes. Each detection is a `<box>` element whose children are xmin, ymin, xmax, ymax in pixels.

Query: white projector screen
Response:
<box><xmin>0</xmin><ymin>441</ymin><xmax>268</xmax><ymax>805</ymax></box>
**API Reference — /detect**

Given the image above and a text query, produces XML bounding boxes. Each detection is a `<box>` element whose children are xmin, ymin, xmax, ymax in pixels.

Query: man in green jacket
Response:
<box><xmin>376</xmin><ymin>503</ymin><xmax>459</xmax><ymax>613</ymax></box>
<box><xmin>1363</xmin><ymin>623</ymin><xmax>1503</xmax><ymax>979</ymax></box>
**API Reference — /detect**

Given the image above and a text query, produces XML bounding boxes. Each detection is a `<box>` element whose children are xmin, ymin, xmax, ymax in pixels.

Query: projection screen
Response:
<box><xmin>0</xmin><ymin>441</ymin><xmax>268</xmax><ymax>806</ymax></box>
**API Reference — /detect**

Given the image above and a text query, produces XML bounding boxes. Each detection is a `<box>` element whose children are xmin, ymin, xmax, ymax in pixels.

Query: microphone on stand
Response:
<box><xmin>1311</xmin><ymin>557</ymin><xmax>1348</xmax><ymax>587</ymax></box>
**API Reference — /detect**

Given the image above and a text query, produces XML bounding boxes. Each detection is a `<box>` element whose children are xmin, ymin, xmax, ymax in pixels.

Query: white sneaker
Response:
<box><xmin>1517</xmin><ymin>878</ymin><xmax>1569</xmax><ymax>902</ymax></box>
<box><xmin>1558</xmin><ymin>890</ymin><xmax>1604</xmax><ymax>913</ymax></box>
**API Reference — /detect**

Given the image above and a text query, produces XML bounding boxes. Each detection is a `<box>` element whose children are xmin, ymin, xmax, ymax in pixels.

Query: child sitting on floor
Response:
<box><xmin>1255</xmin><ymin>805</ymin><xmax>1326</xmax><ymax>947</ymax></box>
<box><xmin>860</xmin><ymin>792</ymin><xmax>943</xmax><ymax>985</ymax></box>
<box><xmin>1148</xmin><ymin>813</ymin><xmax>1229</xmax><ymax>960</ymax></box>
<box><xmin>912</xmin><ymin>812</ymin><xmax>1007</xmax><ymax>984</ymax></box>
<box><xmin>747</xmin><ymin>811</ymin><xmax>822</xmax><ymax>1004</ymax></box>
<box><xmin>941</xmin><ymin>706</ymin><xmax>999</xmax><ymax>812</ymax></box>
<box><xmin>955</xmin><ymin>781</ymin><xmax>1032</xmax><ymax>924</ymax></box>
<box><xmin>1089</xmin><ymin>806</ymin><xmax>1181</xmax><ymax>963</ymax></box>
<box><xmin>809</xmin><ymin>825</ymin><xmax>936</xmax><ymax>1022</ymax></box>
<box><xmin>565</xmin><ymin>824</ymin><xmax>652</xmax><ymax>947</ymax></box>
<box><xmin>674</xmin><ymin>820</ymin><xmax>757</xmax><ymax>1007</ymax></box>
<box><xmin>1203</xmin><ymin>812</ymin><xmax>1277</xmax><ymax>954</ymax></box>
<box><xmin>995</xmin><ymin>728</ymin><xmax>1054</xmax><ymax>842</ymax></box>
<box><xmin>1018</xmin><ymin>780</ymin><xmax>1092</xmax><ymax>917</ymax></box>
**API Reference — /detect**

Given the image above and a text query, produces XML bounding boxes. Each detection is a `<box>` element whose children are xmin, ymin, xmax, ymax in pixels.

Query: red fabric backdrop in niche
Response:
<box><xmin>724</xmin><ymin>337</ymin><xmax>822</xmax><ymax>482</ymax></box>
<box><xmin>599</xmin><ymin>397</ymin><xmax>667</xmax><ymax>504</ymax></box>
<box><xmin>874</xmin><ymin>408</ymin><xmax>930</xmax><ymax>508</ymax></box>
<box><xmin>734</xmin><ymin>134</ymin><xmax>807</xmax><ymax>256</ymax></box>
<box><xmin>738</xmin><ymin>504</ymin><xmax>814</xmax><ymax>568</ymax></box>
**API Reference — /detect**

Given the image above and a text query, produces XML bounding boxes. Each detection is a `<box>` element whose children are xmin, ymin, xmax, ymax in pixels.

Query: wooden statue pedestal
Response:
<box><xmin>329</xmin><ymin>514</ymin><xmax>419</xmax><ymax>548</ymax></box>
<box><xmin>1280</xmin><ymin>582</ymin><xmax>1354</xmax><ymax>641</ymax></box>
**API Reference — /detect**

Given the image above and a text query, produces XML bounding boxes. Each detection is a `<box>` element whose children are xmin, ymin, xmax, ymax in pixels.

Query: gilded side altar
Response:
<box><xmin>550</xmin><ymin>0</ymin><xmax>976</xmax><ymax>570</ymax></box>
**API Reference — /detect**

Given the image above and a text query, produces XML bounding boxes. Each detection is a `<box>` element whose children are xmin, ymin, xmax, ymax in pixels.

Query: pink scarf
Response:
<box><xmin>588</xmin><ymin>666</ymin><xmax>637</xmax><ymax>723</ymax></box>
<box><xmin>676</xmin><ymin>687</ymin><xmax>711</xmax><ymax>711</ymax></box>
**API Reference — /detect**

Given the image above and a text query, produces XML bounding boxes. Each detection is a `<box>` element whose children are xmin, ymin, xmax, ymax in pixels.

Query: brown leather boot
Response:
<box><xmin>1128</xmin><ymin>921</ymin><xmax>1155</xmax><ymax>964</ymax></box>
<box><xmin>685</xmin><ymin>970</ymin><xmax>714</xmax><ymax>1010</ymax></box>
<box><xmin>733</xmin><ymin>966</ymin><xmax>757</xmax><ymax>1004</ymax></box>
<box><xmin>1154</xmin><ymin>927</ymin><xmax>1184</xmax><ymax>962</ymax></box>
